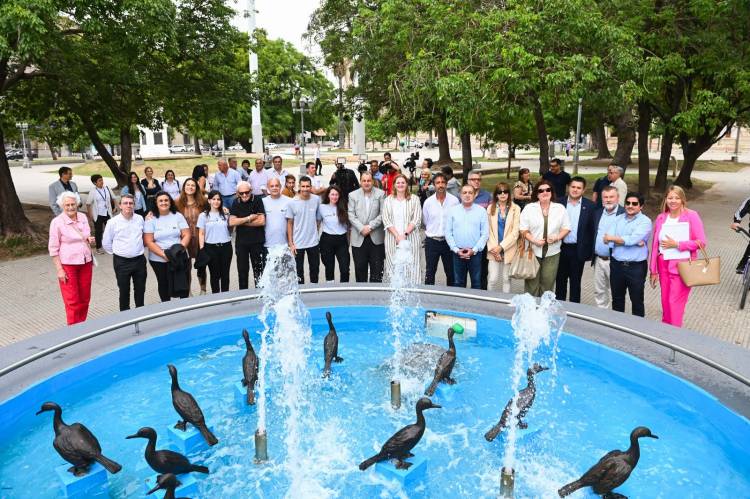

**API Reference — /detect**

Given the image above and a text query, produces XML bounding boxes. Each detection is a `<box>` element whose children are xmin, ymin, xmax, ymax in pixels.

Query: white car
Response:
<box><xmin>169</xmin><ymin>145</ymin><xmax>186</xmax><ymax>153</ymax></box>
<box><xmin>228</xmin><ymin>143</ymin><xmax>244</xmax><ymax>151</ymax></box>
<box><xmin>266</xmin><ymin>142</ymin><xmax>277</xmax><ymax>149</ymax></box>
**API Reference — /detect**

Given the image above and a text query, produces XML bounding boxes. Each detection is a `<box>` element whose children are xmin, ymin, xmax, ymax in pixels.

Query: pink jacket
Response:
<box><xmin>48</xmin><ymin>212</ymin><xmax>93</xmax><ymax>265</ymax></box>
<box><xmin>649</xmin><ymin>208</ymin><xmax>706</xmax><ymax>275</ymax></box>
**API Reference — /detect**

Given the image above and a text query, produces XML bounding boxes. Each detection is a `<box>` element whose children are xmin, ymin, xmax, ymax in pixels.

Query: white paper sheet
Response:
<box><xmin>660</xmin><ymin>221</ymin><xmax>690</xmax><ymax>260</ymax></box>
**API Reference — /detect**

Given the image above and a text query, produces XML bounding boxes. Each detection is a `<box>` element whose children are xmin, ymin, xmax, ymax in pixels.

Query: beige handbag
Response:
<box><xmin>509</xmin><ymin>239</ymin><xmax>540</xmax><ymax>280</ymax></box>
<box><xmin>677</xmin><ymin>242</ymin><xmax>720</xmax><ymax>287</ymax></box>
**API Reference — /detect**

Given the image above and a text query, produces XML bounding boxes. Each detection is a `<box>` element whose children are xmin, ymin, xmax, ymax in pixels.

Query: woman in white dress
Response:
<box><xmin>382</xmin><ymin>174</ymin><xmax>422</xmax><ymax>284</ymax></box>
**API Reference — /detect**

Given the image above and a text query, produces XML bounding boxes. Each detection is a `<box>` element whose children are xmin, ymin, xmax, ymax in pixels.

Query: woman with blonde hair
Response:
<box><xmin>382</xmin><ymin>174</ymin><xmax>422</xmax><ymax>284</ymax></box>
<box><xmin>487</xmin><ymin>182</ymin><xmax>521</xmax><ymax>293</ymax></box>
<box><xmin>649</xmin><ymin>185</ymin><xmax>707</xmax><ymax>327</ymax></box>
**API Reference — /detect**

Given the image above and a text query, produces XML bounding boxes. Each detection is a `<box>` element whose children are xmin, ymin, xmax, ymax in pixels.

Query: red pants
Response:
<box><xmin>58</xmin><ymin>262</ymin><xmax>93</xmax><ymax>325</ymax></box>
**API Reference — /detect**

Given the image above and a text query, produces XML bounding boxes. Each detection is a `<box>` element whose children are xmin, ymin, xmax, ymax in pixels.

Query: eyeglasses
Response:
<box><xmin>468</xmin><ymin>177</ymin><xmax>481</xmax><ymax>182</ymax></box>
<box><xmin>625</xmin><ymin>201</ymin><xmax>640</xmax><ymax>206</ymax></box>
<box><xmin>238</xmin><ymin>191</ymin><xmax>251</xmax><ymax>196</ymax></box>
<box><xmin>497</xmin><ymin>190</ymin><xmax>510</xmax><ymax>195</ymax></box>
<box><xmin>537</xmin><ymin>188</ymin><xmax>552</xmax><ymax>193</ymax></box>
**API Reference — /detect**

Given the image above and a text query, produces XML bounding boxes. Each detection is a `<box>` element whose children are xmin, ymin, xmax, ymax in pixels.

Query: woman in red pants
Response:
<box><xmin>49</xmin><ymin>191</ymin><xmax>95</xmax><ymax>325</ymax></box>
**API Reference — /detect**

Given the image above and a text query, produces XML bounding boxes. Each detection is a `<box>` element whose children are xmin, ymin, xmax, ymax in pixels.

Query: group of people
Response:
<box><xmin>47</xmin><ymin>155</ymin><xmax>722</xmax><ymax>331</ymax></box>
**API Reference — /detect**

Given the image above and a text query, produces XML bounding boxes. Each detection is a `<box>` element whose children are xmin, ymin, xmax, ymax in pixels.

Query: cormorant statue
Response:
<box><xmin>322</xmin><ymin>311</ymin><xmax>343</xmax><ymax>377</ymax></box>
<box><xmin>35</xmin><ymin>401</ymin><xmax>122</xmax><ymax>476</ymax></box>
<box><xmin>126</xmin><ymin>427</ymin><xmax>209</xmax><ymax>475</ymax></box>
<box><xmin>241</xmin><ymin>329</ymin><xmax>259</xmax><ymax>405</ymax></box>
<box><xmin>146</xmin><ymin>472</ymin><xmax>190</xmax><ymax>499</ymax></box>
<box><xmin>359</xmin><ymin>397</ymin><xmax>441</xmax><ymax>470</ymax></box>
<box><xmin>485</xmin><ymin>363</ymin><xmax>548</xmax><ymax>441</ymax></box>
<box><xmin>167</xmin><ymin>364</ymin><xmax>218</xmax><ymax>446</ymax></box>
<box><xmin>558</xmin><ymin>426</ymin><xmax>659</xmax><ymax>498</ymax></box>
<box><xmin>425</xmin><ymin>327</ymin><xmax>457</xmax><ymax>396</ymax></box>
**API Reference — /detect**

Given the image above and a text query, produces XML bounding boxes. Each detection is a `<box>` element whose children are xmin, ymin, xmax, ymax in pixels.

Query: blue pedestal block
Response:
<box><xmin>143</xmin><ymin>472</ymin><xmax>199</xmax><ymax>498</ymax></box>
<box><xmin>375</xmin><ymin>455</ymin><xmax>428</xmax><ymax>486</ymax></box>
<box><xmin>234</xmin><ymin>381</ymin><xmax>258</xmax><ymax>411</ymax></box>
<box><xmin>426</xmin><ymin>381</ymin><xmax>460</xmax><ymax>403</ymax></box>
<box><xmin>489</xmin><ymin>426</ymin><xmax>543</xmax><ymax>452</ymax></box>
<box><xmin>166</xmin><ymin>424</ymin><xmax>214</xmax><ymax>455</ymax></box>
<box><xmin>55</xmin><ymin>462</ymin><xmax>109</xmax><ymax>498</ymax></box>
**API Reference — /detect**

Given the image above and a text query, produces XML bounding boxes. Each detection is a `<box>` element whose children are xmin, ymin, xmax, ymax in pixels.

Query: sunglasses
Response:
<box><xmin>625</xmin><ymin>201</ymin><xmax>640</xmax><ymax>206</ymax></box>
<box><xmin>497</xmin><ymin>190</ymin><xmax>510</xmax><ymax>195</ymax></box>
<box><xmin>537</xmin><ymin>188</ymin><xmax>552</xmax><ymax>193</ymax></box>
<box><xmin>238</xmin><ymin>191</ymin><xmax>251</xmax><ymax>196</ymax></box>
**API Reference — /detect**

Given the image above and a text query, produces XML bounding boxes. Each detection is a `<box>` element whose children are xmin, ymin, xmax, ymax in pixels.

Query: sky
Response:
<box><xmin>230</xmin><ymin>0</ymin><xmax>323</xmax><ymax>61</ymax></box>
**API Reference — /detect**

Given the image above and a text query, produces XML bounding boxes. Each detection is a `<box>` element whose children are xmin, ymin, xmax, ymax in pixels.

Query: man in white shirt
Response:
<box><xmin>609</xmin><ymin>165</ymin><xmax>627</xmax><ymax>207</ymax></box>
<box><xmin>262</xmin><ymin>178</ymin><xmax>291</xmax><ymax>248</ymax></box>
<box><xmin>213</xmin><ymin>159</ymin><xmax>242</xmax><ymax>208</ymax></box>
<box><xmin>268</xmin><ymin>155</ymin><xmax>288</xmax><ymax>184</ymax></box>
<box><xmin>249</xmin><ymin>158</ymin><xmax>269</xmax><ymax>196</ymax></box>
<box><xmin>422</xmin><ymin>172</ymin><xmax>459</xmax><ymax>285</ymax></box>
<box><xmin>286</xmin><ymin>176</ymin><xmax>322</xmax><ymax>283</ymax></box>
<box><xmin>305</xmin><ymin>161</ymin><xmax>326</xmax><ymax>195</ymax></box>
<box><xmin>102</xmin><ymin>194</ymin><xmax>147</xmax><ymax>310</ymax></box>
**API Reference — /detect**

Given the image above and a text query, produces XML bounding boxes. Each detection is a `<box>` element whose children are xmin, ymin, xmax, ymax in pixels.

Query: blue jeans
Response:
<box><xmin>222</xmin><ymin>194</ymin><xmax>235</xmax><ymax>209</ymax></box>
<box><xmin>452</xmin><ymin>250</ymin><xmax>483</xmax><ymax>289</ymax></box>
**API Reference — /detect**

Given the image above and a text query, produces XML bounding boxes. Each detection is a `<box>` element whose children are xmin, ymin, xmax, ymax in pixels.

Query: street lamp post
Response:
<box><xmin>245</xmin><ymin>0</ymin><xmax>263</xmax><ymax>153</ymax></box>
<box><xmin>16</xmin><ymin>122</ymin><xmax>30</xmax><ymax>168</ymax></box>
<box><xmin>292</xmin><ymin>96</ymin><xmax>312</xmax><ymax>174</ymax></box>
<box><xmin>573</xmin><ymin>98</ymin><xmax>583</xmax><ymax>175</ymax></box>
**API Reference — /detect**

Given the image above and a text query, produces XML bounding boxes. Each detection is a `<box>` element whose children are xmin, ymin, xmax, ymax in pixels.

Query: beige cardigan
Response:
<box><xmin>486</xmin><ymin>202</ymin><xmax>521</xmax><ymax>263</ymax></box>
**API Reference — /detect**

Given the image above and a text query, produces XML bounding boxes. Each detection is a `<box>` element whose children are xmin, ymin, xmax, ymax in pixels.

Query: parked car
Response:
<box><xmin>228</xmin><ymin>143</ymin><xmax>244</xmax><ymax>151</ymax></box>
<box><xmin>169</xmin><ymin>145</ymin><xmax>186</xmax><ymax>153</ymax></box>
<box><xmin>185</xmin><ymin>144</ymin><xmax>195</xmax><ymax>152</ymax></box>
<box><xmin>266</xmin><ymin>142</ymin><xmax>277</xmax><ymax>149</ymax></box>
<box><xmin>424</xmin><ymin>139</ymin><xmax>439</xmax><ymax>148</ymax></box>
<box><xmin>6</xmin><ymin>149</ymin><xmax>23</xmax><ymax>160</ymax></box>
<box><xmin>408</xmin><ymin>139</ymin><xmax>423</xmax><ymax>149</ymax></box>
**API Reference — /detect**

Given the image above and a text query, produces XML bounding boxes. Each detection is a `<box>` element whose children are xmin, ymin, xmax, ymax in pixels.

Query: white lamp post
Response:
<box><xmin>245</xmin><ymin>0</ymin><xmax>263</xmax><ymax>153</ymax></box>
<box><xmin>16</xmin><ymin>122</ymin><xmax>30</xmax><ymax>168</ymax></box>
<box><xmin>292</xmin><ymin>96</ymin><xmax>312</xmax><ymax>173</ymax></box>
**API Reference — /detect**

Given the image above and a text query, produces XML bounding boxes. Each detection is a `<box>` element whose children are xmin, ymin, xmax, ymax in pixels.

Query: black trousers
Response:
<box><xmin>295</xmin><ymin>245</ymin><xmax>320</xmax><ymax>284</ymax></box>
<box><xmin>93</xmin><ymin>215</ymin><xmax>110</xmax><ymax>249</ymax></box>
<box><xmin>113</xmin><ymin>254</ymin><xmax>147</xmax><ymax>311</ymax></box>
<box><xmin>480</xmin><ymin>244</ymin><xmax>489</xmax><ymax>290</ymax></box>
<box><xmin>738</xmin><ymin>241</ymin><xmax>750</xmax><ymax>270</ymax></box>
<box><xmin>424</xmin><ymin>237</ymin><xmax>454</xmax><ymax>286</ymax></box>
<box><xmin>204</xmin><ymin>242</ymin><xmax>233</xmax><ymax>293</ymax></box>
<box><xmin>149</xmin><ymin>260</ymin><xmax>189</xmax><ymax>302</ymax></box>
<box><xmin>555</xmin><ymin>243</ymin><xmax>587</xmax><ymax>303</ymax></box>
<box><xmin>319</xmin><ymin>233</ymin><xmax>350</xmax><ymax>282</ymax></box>
<box><xmin>610</xmin><ymin>259</ymin><xmax>647</xmax><ymax>317</ymax></box>
<box><xmin>352</xmin><ymin>236</ymin><xmax>385</xmax><ymax>283</ymax></box>
<box><xmin>315</xmin><ymin>158</ymin><xmax>323</xmax><ymax>175</ymax></box>
<box><xmin>235</xmin><ymin>240</ymin><xmax>267</xmax><ymax>289</ymax></box>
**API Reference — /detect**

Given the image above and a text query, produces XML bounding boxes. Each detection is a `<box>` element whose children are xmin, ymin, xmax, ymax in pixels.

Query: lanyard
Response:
<box><xmin>97</xmin><ymin>187</ymin><xmax>109</xmax><ymax>203</ymax></box>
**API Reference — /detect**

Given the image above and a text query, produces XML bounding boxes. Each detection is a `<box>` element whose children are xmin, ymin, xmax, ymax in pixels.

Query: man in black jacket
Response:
<box><xmin>555</xmin><ymin>176</ymin><xmax>596</xmax><ymax>303</ymax></box>
<box><xmin>732</xmin><ymin>196</ymin><xmax>750</xmax><ymax>273</ymax></box>
<box><xmin>329</xmin><ymin>161</ymin><xmax>360</xmax><ymax>200</ymax></box>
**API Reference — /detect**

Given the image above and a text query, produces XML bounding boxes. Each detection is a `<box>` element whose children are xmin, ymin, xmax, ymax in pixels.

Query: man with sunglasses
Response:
<box><xmin>604</xmin><ymin>192</ymin><xmax>652</xmax><ymax>317</ymax></box>
<box><xmin>229</xmin><ymin>181</ymin><xmax>266</xmax><ymax>288</ymax></box>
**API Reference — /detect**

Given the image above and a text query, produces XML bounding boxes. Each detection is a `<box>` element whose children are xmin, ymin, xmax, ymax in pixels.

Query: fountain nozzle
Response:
<box><xmin>390</xmin><ymin>380</ymin><xmax>401</xmax><ymax>410</ymax></box>
<box><xmin>254</xmin><ymin>429</ymin><xmax>268</xmax><ymax>463</ymax></box>
<box><xmin>500</xmin><ymin>467</ymin><xmax>515</xmax><ymax>498</ymax></box>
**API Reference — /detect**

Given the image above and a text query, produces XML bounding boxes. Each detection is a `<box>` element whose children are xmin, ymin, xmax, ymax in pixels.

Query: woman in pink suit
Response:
<box><xmin>649</xmin><ymin>186</ymin><xmax>706</xmax><ymax>327</ymax></box>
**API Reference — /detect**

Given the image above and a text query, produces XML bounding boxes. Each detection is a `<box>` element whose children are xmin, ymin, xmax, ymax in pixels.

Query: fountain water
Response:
<box><xmin>501</xmin><ymin>292</ymin><xmax>566</xmax><ymax>476</ymax></box>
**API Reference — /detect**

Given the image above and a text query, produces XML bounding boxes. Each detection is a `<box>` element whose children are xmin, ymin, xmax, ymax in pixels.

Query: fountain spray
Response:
<box><xmin>501</xmin><ymin>292</ymin><xmax>565</xmax><ymax>489</ymax></box>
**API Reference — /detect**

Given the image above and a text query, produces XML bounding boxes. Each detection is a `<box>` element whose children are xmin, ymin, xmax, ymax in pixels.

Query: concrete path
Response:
<box><xmin>2</xmin><ymin>159</ymin><xmax>749</xmax><ymax>348</ymax></box>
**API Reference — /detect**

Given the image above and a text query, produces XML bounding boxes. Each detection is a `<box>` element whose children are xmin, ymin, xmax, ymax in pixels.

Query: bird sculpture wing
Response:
<box><xmin>70</xmin><ymin>423</ymin><xmax>102</xmax><ymax>455</ymax></box>
<box><xmin>173</xmin><ymin>390</ymin><xmax>205</xmax><ymax>423</ymax></box>
<box><xmin>379</xmin><ymin>423</ymin><xmax>423</xmax><ymax>458</ymax></box>
<box><xmin>577</xmin><ymin>451</ymin><xmax>623</xmax><ymax>487</ymax></box>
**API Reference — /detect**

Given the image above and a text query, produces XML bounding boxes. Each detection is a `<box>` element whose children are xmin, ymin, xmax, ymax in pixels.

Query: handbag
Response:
<box><xmin>677</xmin><ymin>242</ymin><xmax>720</xmax><ymax>287</ymax></box>
<box><xmin>509</xmin><ymin>238</ymin><xmax>540</xmax><ymax>280</ymax></box>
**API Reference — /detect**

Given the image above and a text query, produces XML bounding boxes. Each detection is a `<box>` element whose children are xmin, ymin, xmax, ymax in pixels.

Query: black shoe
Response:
<box><xmin>738</xmin><ymin>267</ymin><xmax>746</xmax><ymax>275</ymax></box>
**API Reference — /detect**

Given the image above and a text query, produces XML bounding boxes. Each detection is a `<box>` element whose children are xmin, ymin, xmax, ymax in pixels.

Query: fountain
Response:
<box><xmin>1</xmin><ymin>274</ymin><xmax>750</xmax><ymax>496</ymax></box>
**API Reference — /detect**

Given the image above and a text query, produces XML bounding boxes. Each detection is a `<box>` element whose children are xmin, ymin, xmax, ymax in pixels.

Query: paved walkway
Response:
<box><xmin>2</xmin><ymin>159</ymin><xmax>749</xmax><ymax>348</ymax></box>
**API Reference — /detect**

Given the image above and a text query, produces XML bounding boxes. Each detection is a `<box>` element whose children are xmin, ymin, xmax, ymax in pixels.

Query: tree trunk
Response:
<box><xmin>119</xmin><ymin>127</ymin><xmax>133</xmax><ymax>186</ymax></box>
<box><xmin>509</xmin><ymin>143</ymin><xmax>516</xmax><ymax>159</ymax></box>
<box><xmin>460</xmin><ymin>130</ymin><xmax>473</xmax><ymax>181</ymax></box>
<box><xmin>194</xmin><ymin>136</ymin><xmax>202</xmax><ymax>156</ymax></box>
<box><xmin>435</xmin><ymin>119</ymin><xmax>454</xmax><ymax>165</ymax></box>
<box><xmin>612</xmin><ymin>109</ymin><xmax>636</xmax><ymax>169</ymax></box>
<box><xmin>48</xmin><ymin>141</ymin><xmax>59</xmax><ymax>161</ymax></box>
<box><xmin>593</xmin><ymin>121</ymin><xmax>612</xmax><ymax>159</ymax></box>
<box><xmin>506</xmin><ymin>142</ymin><xmax>513</xmax><ymax>179</ymax></box>
<box><xmin>238</xmin><ymin>138</ymin><xmax>252</xmax><ymax>153</ymax></box>
<box><xmin>0</xmin><ymin>126</ymin><xmax>36</xmax><ymax>237</ymax></box>
<box><xmin>532</xmin><ymin>98</ymin><xmax>550</xmax><ymax>174</ymax></box>
<box><xmin>637</xmin><ymin>101</ymin><xmax>651</xmax><ymax>197</ymax></box>
<box><xmin>83</xmin><ymin>121</ymin><xmax>129</xmax><ymax>186</ymax></box>
<box><xmin>675</xmin><ymin>134</ymin><xmax>713</xmax><ymax>190</ymax></box>
<box><xmin>654</xmin><ymin>129</ymin><xmax>674</xmax><ymax>190</ymax></box>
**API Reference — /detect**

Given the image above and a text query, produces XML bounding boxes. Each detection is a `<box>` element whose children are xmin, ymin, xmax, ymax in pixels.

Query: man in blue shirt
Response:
<box><xmin>555</xmin><ymin>176</ymin><xmax>596</xmax><ymax>303</ymax></box>
<box><xmin>592</xmin><ymin>186</ymin><xmax>624</xmax><ymax>308</ymax></box>
<box><xmin>445</xmin><ymin>184</ymin><xmax>489</xmax><ymax>289</ymax></box>
<box><xmin>466</xmin><ymin>169</ymin><xmax>493</xmax><ymax>289</ymax></box>
<box><xmin>604</xmin><ymin>191</ymin><xmax>652</xmax><ymax>317</ymax></box>
<box><xmin>213</xmin><ymin>159</ymin><xmax>242</xmax><ymax>208</ymax></box>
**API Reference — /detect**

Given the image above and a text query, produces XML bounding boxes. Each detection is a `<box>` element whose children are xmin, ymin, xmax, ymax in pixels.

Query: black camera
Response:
<box><xmin>357</xmin><ymin>154</ymin><xmax>368</xmax><ymax>174</ymax></box>
<box><xmin>403</xmin><ymin>151</ymin><xmax>419</xmax><ymax>173</ymax></box>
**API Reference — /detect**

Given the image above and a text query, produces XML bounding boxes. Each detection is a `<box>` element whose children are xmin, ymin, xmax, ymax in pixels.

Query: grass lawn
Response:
<box><xmin>0</xmin><ymin>205</ymin><xmax>53</xmax><ymax>261</ymax></box>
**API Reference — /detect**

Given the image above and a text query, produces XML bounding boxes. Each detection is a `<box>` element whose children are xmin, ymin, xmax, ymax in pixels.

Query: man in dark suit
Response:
<box><xmin>555</xmin><ymin>176</ymin><xmax>596</xmax><ymax>302</ymax></box>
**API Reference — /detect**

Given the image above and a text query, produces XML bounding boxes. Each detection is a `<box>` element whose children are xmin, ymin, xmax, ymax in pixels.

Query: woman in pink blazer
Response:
<box><xmin>648</xmin><ymin>186</ymin><xmax>706</xmax><ymax>327</ymax></box>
